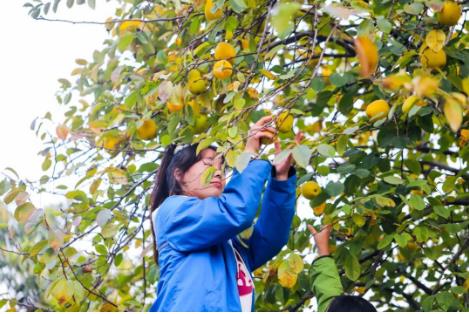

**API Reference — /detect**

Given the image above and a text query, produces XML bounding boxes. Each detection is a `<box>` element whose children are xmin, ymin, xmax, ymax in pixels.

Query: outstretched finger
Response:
<box><xmin>295</xmin><ymin>132</ymin><xmax>305</xmax><ymax>145</ymax></box>
<box><xmin>274</xmin><ymin>138</ymin><xmax>281</xmax><ymax>154</ymax></box>
<box><xmin>256</xmin><ymin>115</ymin><xmax>273</xmax><ymax>126</ymax></box>
<box><xmin>320</xmin><ymin>224</ymin><xmax>333</xmax><ymax>233</ymax></box>
<box><xmin>307</xmin><ymin>224</ymin><xmax>317</xmax><ymax>235</ymax></box>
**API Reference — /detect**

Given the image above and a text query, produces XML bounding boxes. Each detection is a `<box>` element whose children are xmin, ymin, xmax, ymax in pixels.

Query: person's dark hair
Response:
<box><xmin>149</xmin><ymin>143</ymin><xmax>218</xmax><ymax>264</ymax></box>
<box><xmin>328</xmin><ymin>295</ymin><xmax>377</xmax><ymax>312</ymax></box>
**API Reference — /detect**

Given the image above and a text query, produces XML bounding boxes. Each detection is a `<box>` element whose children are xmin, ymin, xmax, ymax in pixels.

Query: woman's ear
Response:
<box><xmin>173</xmin><ymin>168</ymin><xmax>183</xmax><ymax>182</ymax></box>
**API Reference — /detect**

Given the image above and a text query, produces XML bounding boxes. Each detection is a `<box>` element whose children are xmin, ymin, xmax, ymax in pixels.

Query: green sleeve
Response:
<box><xmin>310</xmin><ymin>256</ymin><xmax>344</xmax><ymax>312</ymax></box>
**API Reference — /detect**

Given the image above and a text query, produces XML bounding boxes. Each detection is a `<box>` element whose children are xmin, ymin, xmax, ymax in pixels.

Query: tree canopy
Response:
<box><xmin>1</xmin><ymin>0</ymin><xmax>468</xmax><ymax>311</ymax></box>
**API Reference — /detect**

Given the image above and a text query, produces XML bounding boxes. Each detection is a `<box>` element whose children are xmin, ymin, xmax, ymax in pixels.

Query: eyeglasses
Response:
<box><xmin>200</xmin><ymin>156</ymin><xmax>230</xmax><ymax>172</ymax></box>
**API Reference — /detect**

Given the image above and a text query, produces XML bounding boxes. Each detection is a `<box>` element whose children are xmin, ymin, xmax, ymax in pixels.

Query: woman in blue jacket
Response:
<box><xmin>149</xmin><ymin>116</ymin><xmax>299</xmax><ymax>311</ymax></box>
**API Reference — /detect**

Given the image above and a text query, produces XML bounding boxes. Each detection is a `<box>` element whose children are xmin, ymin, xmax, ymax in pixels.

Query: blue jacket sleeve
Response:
<box><xmin>161</xmin><ymin>159</ymin><xmax>272</xmax><ymax>252</ymax></box>
<box><xmin>237</xmin><ymin>166</ymin><xmax>297</xmax><ymax>270</ymax></box>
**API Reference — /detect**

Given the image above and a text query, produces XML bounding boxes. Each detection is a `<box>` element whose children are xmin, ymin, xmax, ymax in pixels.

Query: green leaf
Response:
<box><xmin>344</xmin><ymin>253</ymin><xmax>361</xmax><ymax>281</ymax></box>
<box><xmin>30</xmin><ymin>240</ymin><xmax>48</xmax><ymax>256</ymax></box>
<box><xmin>408</xmin><ymin>195</ymin><xmax>426</xmax><ymax>211</ymax></box>
<box><xmin>118</xmin><ymin>33</ymin><xmax>135</xmax><ymax>52</ymax></box>
<box><xmin>404</xmin><ymin>2</ymin><xmax>424</xmax><ymax>15</ymax></box>
<box><xmin>201</xmin><ymin>166</ymin><xmax>216</xmax><ymax>185</ymax></box>
<box><xmin>292</xmin><ymin>145</ymin><xmax>312</xmax><ymax>168</ymax></box>
<box><xmin>376</xmin><ymin>17</ymin><xmax>392</xmax><ymax>33</ymax></box>
<box><xmin>352</xmin><ymin>214</ymin><xmax>366</xmax><ymax>227</ymax></box>
<box><xmin>14</xmin><ymin>202</ymin><xmax>36</xmax><ymax>224</ymax></box>
<box><xmin>433</xmin><ymin>205</ymin><xmax>450</xmax><ymax>219</ymax></box>
<box><xmin>404</xmin><ymin>159</ymin><xmax>421</xmax><ymax>174</ymax></box>
<box><xmin>383</xmin><ymin>175</ymin><xmax>404</xmax><ymax>185</ymax></box>
<box><xmin>375</xmin><ymin>195</ymin><xmax>396</xmax><ymax>207</ymax></box>
<box><xmin>229</xmin><ymin>0</ymin><xmax>247</xmax><ymax>13</ymax></box>
<box><xmin>325</xmin><ymin>181</ymin><xmax>344</xmax><ymax>197</ymax></box>
<box><xmin>394</xmin><ymin>232</ymin><xmax>412</xmax><ymax>248</ymax></box>
<box><xmin>235</xmin><ymin>152</ymin><xmax>252</xmax><ymax>173</ymax></box>
<box><xmin>271</xmin><ymin>2</ymin><xmax>301</xmax><ymax>39</ymax></box>
<box><xmin>96</xmin><ymin>209</ymin><xmax>112</xmax><ymax>227</ymax></box>
<box><xmin>317</xmin><ymin>144</ymin><xmax>335</xmax><ymax>157</ymax></box>
<box><xmin>377</xmin><ymin>234</ymin><xmax>394</xmax><ymax>249</ymax></box>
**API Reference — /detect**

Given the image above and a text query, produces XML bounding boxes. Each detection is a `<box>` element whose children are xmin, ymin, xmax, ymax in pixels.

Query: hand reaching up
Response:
<box><xmin>308</xmin><ymin>224</ymin><xmax>332</xmax><ymax>257</ymax></box>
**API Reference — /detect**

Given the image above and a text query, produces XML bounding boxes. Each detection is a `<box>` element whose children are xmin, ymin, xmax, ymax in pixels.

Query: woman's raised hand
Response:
<box><xmin>273</xmin><ymin>131</ymin><xmax>304</xmax><ymax>180</ymax></box>
<box><xmin>244</xmin><ymin>115</ymin><xmax>277</xmax><ymax>155</ymax></box>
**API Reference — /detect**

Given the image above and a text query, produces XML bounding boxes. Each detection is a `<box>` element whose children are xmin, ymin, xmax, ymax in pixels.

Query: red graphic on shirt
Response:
<box><xmin>234</xmin><ymin>251</ymin><xmax>253</xmax><ymax>296</ymax></box>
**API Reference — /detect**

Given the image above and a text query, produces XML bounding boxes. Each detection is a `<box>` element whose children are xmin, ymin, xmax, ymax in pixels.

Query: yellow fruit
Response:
<box><xmin>305</xmin><ymin>120</ymin><xmax>322</xmax><ymax>133</ymax></box>
<box><xmin>402</xmin><ymin>95</ymin><xmax>421</xmax><ymax>113</ymax></box>
<box><xmin>176</xmin><ymin>37</ymin><xmax>182</xmax><ymax>46</ymax></box>
<box><xmin>187</xmin><ymin>99</ymin><xmax>201</xmax><ymax>114</ymax></box>
<box><xmin>438</xmin><ymin>1</ymin><xmax>461</xmax><ymax>26</ymax></box>
<box><xmin>137</xmin><ymin>119</ymin><xmax>158</xmax><ymax>140</ymax></box>
<box><xmin>276</xmin><ymin>112</ymin><xmax>294</xmax><ymax>133</ymax></box>
<box><xmin>354</xmin><ymin>36</ymin><xmax>379</xmax><ymax>78</ymax></box>
<box><xmin>313</xmin><ymin>203</ymin><xmax>326</xmax><ymax>216</ymax></box>
<box><xmin>213</xmin><ymin>60</ymin><xmax>233</xmax><ymax>79</ymax></box>
<box><xmin>413</xmin><ymin>75</ymin><xmax>440</xmax><ymax>98</ymax></box>
<box><xmin>188</xmin><ymin>69</ymin><xmax>202</xmax><ymax>80</ymax></box>
<box><xmin>329</xmin><ymin>244</ymin><xmax>337</xmax><ymax>254</ymax></box>
<box><xmin>420</xmin><ymin>48</ymin><xmax>447</xmax><ymax>69</ymax></box>
<box><xmin>167</xmin><ymin>102</ymin><xmax>184</xmax><ymax>113</ymax></box>
<box><xmin>355</xmin><ymin>287</ymin><xmax>366</xmax><ymax>294</ymax></box>
<box><xmin>460</xmin><ymin>129</ymin><xmax>469</xmax><ymax>141</ymax></box>
<box><xmin>301</xmin><ymin>181</ymin><xmax>321</xmax><ymax>199</ymax></box>
<box><xmin>188</xmin><ymin>77</ymin><xmax>207</xmax><ymax>94</ymax></box>
<box><xmin>214</xmin><ymin>42</ymin><xmax>237</xmax><ymax>62</ymax></box>
<box><xmin>192</xmin><ymin>115</ymin><xmax>210</xmax><ymax>133</ymax></box>
<box><xmin>118</xmin><ymin>21</ymin><xmax>144</xmax><ymax>35</ymax></box>
<box><xmin>260</xmin><ymin>129</ymin><xmax>276</xmax><ymax>145</ymax></box>
<box><xmin>205</xmin><ymin>0</ymin><xmax>223</xmax><ymax>20</ymax></box>
<box><xmin>365</xmin><ymin>99</ymin><xmax>390</xmax><ymax>120</ymax></box>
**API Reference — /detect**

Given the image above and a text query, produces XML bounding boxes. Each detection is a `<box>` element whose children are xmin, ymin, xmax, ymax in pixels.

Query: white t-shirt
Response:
<box><xmin>230</xmin><ymin>240</ymin><xmax>254</xmax><ymax>312</ymax></box>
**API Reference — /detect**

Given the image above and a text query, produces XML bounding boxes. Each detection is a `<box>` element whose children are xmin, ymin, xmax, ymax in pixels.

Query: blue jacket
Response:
<box><xmin>149</xmin><ymin>159</ymin><xmax>297</xmax><ymax>311</ymax></box>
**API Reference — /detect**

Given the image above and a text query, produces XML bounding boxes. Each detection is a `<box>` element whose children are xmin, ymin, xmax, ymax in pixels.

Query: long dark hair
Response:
<box><xmin>149</xmin><ymin>143</ymin><xmax>218</xmax><ymax>264</ymax></box>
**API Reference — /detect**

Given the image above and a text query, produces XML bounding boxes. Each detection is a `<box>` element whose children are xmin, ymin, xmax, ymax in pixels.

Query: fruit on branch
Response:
<box><xmin>301</xmin><ymin>181</ymin><xmax>321</xmax><ymax>199</ymax></box>
<box><xmin>313</xmin><ymin>202</ymin><xmax>326</xmax><ymax>216</ymax></box>
<box><xmin>276</xmin><ymin>112</ymin><xmax>294</xmax><ymax>133</ymax></box>
<box><xmin>205</xmin><ymin>0</ymin><xmax>223</xmax><ymax>21</ymax></box>
<box><xmin>366</xmin><ymin>99</ymin><xmax>390</xmax><ymax>120</ymax></box>
<box><xmin>213</xmin><ymin>60</ymin><xmax>233</xmax><ymax>79</ymax></box>
<box><xmin>214</xmin><ymin>42</ymin><xmax>236</xmax><ymax>62</ymax></box>
<box><xmin>420</xmin><ymin>48</ymin><xmax>447</xmax><ymax>69</ymax></box>
<box><xmin>438</xmin><ymin>1</ymin><xmax>462</xmax><ymax>26</ymax></box>
<box><xmin>188</xmin><ymin>69</ymin><xmax>207</xmax><ymax>94</ymax></box>
<box><xmin>137</xmin><ymin>119</ymin><xmax>158</xmax><ymax>140</ymax></box>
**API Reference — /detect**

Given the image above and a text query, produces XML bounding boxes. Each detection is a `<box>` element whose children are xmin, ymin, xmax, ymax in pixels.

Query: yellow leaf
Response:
<box><xmin>354</xmin><ymin>36</ymin><xmax>379</xmax><ymax>78</ymax></box>
<box><xmin>278</xmin><ymin>260</ymin><xmax>298</xmax><ymax>288</ymax></box>
<box><xmin>56</xmin><ymin>124</ymin><xmax>69</xmax><ymax>140</ymax></box>
<box><xmin>288</xmin><ymin>253</ymin><xmax>304</xmax><ymax>273</ymax></box>
<box><xmin>381</xmin><ymin>72</ymin><xmax>411</xmax><ymax>90</ymax></box>
<box><xmin>443</xmin><ymin>95</ymin><xmax>463</xmax><ymax>132</ymax></box>
<box><xmin>462</xmin><ymin>77</ymin><xmax>469</xmax><ymax>96</ymax></box>
<box><xmin>413</xmin><ymin>75</ymin><xmax>439</xmax><ymax>98</ymax></box>
<box><xmin>106</xmin><ymin>167</ymin><xmax>128</xmax><ymax>185</ymax></box>
<box><xmin>260</xmin><ymin>69</ymin><xmax>277</xmax><ymax>80</ymax></box>
<box><xmin>425</xmin><ymin>30</ymin><xmax>446</xmax><ymax>52</ymax></box>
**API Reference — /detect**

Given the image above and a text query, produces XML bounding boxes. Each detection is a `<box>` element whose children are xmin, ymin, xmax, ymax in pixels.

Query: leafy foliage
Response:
<box><xmin>1</xmin><ymin>0</ymin><xmax>468</xmax><ymax>311</ymax></box>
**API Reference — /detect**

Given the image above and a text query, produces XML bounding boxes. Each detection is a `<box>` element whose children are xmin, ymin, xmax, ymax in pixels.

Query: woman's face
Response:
<box><xmin>175</xmin><ymin>148</ymin><xmax>226</xmax><ymax>199</ymax></box>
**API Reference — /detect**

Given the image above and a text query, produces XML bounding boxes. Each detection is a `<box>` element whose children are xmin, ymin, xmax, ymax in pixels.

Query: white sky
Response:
<box><xmin>0</xmin><ymin>1</ymin><xmax>117</xmax><ymax>182</ymax></box>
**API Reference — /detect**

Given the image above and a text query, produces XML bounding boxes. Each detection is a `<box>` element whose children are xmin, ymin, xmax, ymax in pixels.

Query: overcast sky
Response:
<box><xmin>0</xmin><ymin>1</ymin><xmax>117</xmax><ymax>181</ymax></box>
